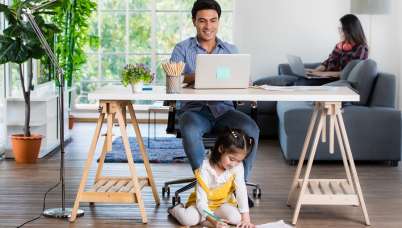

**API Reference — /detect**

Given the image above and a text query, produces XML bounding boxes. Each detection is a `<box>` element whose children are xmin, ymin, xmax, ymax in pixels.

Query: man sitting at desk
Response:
<box><xmin>170</xmin><ymin>0</ymin><xmax>260</xmax><ymax>206</ymax></box>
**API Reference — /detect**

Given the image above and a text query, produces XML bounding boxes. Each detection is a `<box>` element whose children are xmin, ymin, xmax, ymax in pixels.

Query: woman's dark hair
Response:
<box><xmin>210</xmin><ymin>128</ymin><xmax>254</xmax><ymax>166</ymax></box>
<box><xmin>191</xmin><ymin>0</ymin><xmax>222</xmax><ymax>19</ymax></box>
<box><xmin>340</xmin><ymin>14</ymin><xmax>367</xmax><ymax>46</ymax></box>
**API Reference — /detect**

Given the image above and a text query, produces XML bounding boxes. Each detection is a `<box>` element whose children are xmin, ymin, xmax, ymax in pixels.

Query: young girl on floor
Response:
<box><xmin>169</xmin><ymin>128</ymin><xmax>255</xmax><ymax>228</ymax></box>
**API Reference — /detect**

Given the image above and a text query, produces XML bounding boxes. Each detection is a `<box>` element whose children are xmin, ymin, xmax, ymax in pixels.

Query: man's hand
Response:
<box><xmin>183</xmin><ymin>73</ymin><xmax>195</xmax><ymax>84</ymax></box>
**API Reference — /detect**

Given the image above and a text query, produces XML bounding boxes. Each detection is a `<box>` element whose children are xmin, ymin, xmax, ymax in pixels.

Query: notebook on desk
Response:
<box><xmin>286</xmin><ymin>55</ymin><xmax>332</xmax><ymax>79</ymax></box>
<box><xmin>194</xmin><ymin>54</ymin><xmax>251</xmax><ymax>89</ymax></box>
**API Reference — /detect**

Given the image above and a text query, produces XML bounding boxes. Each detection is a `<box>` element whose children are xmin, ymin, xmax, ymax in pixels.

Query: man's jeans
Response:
<box><xmin>179</xmin><ymin>106</ymin><xmax>260</xmax><ymax>180</ymax></box>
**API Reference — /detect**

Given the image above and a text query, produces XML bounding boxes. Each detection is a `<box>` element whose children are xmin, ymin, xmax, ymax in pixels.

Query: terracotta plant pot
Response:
<box><xmin>69</xmin><ymin>114</ymin><xmax>75</xmax><ymax>129</ymax></box>
<box><xmin>11</xmin><ymin>134</ymin><xmax>42</xmax><ymax>164</ymax></box>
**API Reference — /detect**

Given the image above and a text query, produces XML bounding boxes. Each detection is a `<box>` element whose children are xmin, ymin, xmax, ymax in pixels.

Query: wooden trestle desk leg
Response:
<box><xmin>126</xmin><ymin>103</ymin><xmax>160</xmax><ymax>205</ymax></box>
<box><xmin>287</xmin><ymin>102</ymin><xmax>370</xmax><ymax>226</ymax></box>
<box><xmin>70</xmin><ymin>108</ymin><xmax>105</xmax><ymax>222</ymax></box>
<box><xmin>94</xmin><ymin>112</ymin><xmax>115</xmax><ymax>184</ymax></box>
<box><xmin>70</xmin><ymin>101</ymin><xmax>160</xmax><ymax>223</ymax></box>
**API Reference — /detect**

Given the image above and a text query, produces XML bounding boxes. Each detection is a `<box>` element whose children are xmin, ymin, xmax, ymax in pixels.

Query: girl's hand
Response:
<box><xmin>236</xmin><ymin>221</ymin><xmax>255</xmax><ymax>228</ymax></box>
<box><xmin>215</xmin><ymin>220</ymin><xmax>229</xmax><ymax>228</ymax></box>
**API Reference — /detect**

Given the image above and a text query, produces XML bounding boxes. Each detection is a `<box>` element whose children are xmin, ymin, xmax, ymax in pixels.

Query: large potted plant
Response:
<box><xmin>0</xmin><ymin>0</ymin><xmax>60</xmax><ymax>163</ymax></box>
<box><xmin>121</xmin><ymin>64</ymin><xmax>154</xmax><ymax>93</ymax></box>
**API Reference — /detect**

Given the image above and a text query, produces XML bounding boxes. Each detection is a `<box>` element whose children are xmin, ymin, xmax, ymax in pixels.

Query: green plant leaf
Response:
<box><xmin>3</xmin><ymin>24</ymin><xmax>23</xmax><ymax>37</ymax></box>
<box><xmin>0</xmin><ymin>3</ymin><xmax>17</xmax><ymax>25</ymax></box>
<box><xmin>0</xmin><ymin>36</ymin><xmax>14</xmax><ymax>64</ymax></box>
<box><xmin>7</xmin><ymin>39</ymin><xmax>30</xmax><ymax>64</ymax></box>
<box><xmin>43</xmin><ymin>23</ymin><xmax>62</xmax><ymax>33</ymax></box>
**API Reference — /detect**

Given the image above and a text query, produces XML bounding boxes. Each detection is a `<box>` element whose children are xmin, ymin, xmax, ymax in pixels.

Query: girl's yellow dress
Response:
<box><xmin>186</xmin><ymin>169</ymin><xmax>237</xmax><ymax>211</ymax></box>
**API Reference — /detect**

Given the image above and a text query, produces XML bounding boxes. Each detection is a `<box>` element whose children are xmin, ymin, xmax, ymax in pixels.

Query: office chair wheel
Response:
<box><xmin>162</xmin><ymin>186</ymin><xmax>170</xmax><ymax>197</ymax></box>
<box><xmin>253</xmin><ymin>187</ymin><xmax>262</xmax><ymax>199</ymax></box>
<box><xmin>172</xmin><ymin>196</ymin><xmax>181</xmax><ymax>206</ymax></box>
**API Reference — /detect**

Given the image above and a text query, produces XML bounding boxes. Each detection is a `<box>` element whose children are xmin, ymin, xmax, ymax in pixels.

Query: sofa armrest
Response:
<box><xmin>369</xmin><ymin>72</ymin><xmax>396</xmax><ymax>108</ymax></box>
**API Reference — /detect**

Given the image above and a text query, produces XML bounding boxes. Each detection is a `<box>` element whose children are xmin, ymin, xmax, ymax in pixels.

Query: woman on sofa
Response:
<box><xmin>307</xmin><ymin>14</ymin><xmax>369</xmax><ymax>78</ymax></box>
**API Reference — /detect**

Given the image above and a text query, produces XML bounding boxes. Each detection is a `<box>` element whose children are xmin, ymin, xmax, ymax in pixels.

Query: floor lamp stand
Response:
<box><xmin>22</xmin><ymin>6</ymin><xmax>84</xmax><ymax>219</ymax></box>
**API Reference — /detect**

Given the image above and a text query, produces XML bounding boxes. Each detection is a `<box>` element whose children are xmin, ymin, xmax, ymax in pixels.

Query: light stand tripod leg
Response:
<box><xmin>22</xmin><ymin>6</ymin><xmax>84</xmax><ymax>220</ymax></box>
<box><xmin>43</xmin><ymin>84</ymin><xmax>84</xmax><ymax>219</ymax></box>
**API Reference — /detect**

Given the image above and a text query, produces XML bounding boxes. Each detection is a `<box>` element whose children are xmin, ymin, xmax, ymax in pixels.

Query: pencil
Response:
<box><xmin>203</xmin><ymin>209</ymin><xmax>222</xmax><ymax>222</ymax></box>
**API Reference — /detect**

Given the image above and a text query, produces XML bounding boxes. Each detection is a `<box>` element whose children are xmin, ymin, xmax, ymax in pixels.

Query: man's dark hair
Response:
<box><xmin>191</xmin><ymin>0</ymin><xmax>222</xmax><ymax>19</ymax></box>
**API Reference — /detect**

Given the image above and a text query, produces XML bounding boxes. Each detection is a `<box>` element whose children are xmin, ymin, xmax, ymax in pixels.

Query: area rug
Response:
<box><xmin>100</xmin><ymin>136</ymin><xmax>187</xmax><ymax>163</ymax></box>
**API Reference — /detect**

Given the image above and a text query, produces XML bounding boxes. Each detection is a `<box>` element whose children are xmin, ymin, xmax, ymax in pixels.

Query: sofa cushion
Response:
<box><xmin>340</xmin><ymin>60</ymin><xmax>362</xmax><ymax>80</ymax></box>
<box><xmin>324</xmin><ymin>79</ymin><xmax>353</xmax><ymax>88</ymax></box>
<box><xmin>346</xmin><ymin>59</ymin><xmax>378</xmax><ymax>106</ymax></box>
<box><xmin>277</xmin><ymin>101</ymin><xmax>313</xmax><ymax>135</ymax></box>
<box><xmin>253</xmin><ymin>75</ymin><xmax>298</xmax><ymax>86</ymax></box>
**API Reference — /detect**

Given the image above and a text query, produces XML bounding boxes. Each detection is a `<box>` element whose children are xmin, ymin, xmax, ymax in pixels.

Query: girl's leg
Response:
<box><xmin>169</xmin><ymin>204</ymin><xmax>202</xmax><ymax>226</ymax></box>
<box><xmin>214</xmin><ymin>203</ymin><xmax>242</xmax><ymax>225</ymax></box>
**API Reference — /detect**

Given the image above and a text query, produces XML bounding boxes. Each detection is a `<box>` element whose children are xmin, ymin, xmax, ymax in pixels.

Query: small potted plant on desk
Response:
<box><xmin>0</xmin><ymin>1</ymin><xmax>60</xmax><ymax>163</ymax></box>
<box><xmin>121</xmin><ymin>64</ymin><xmax>153</xmax><ymax>93</ymax></box>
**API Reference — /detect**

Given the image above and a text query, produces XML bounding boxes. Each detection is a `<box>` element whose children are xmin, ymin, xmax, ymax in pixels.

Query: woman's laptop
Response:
<box><xmin>194</xmin><ymin>54</ymin><xmax>251</xmax><ymax>89</ymax></box>
<box><xmin>286</xmin><ymin>55</ymin><xmax>331</xmax><ymax>79</ymax></box>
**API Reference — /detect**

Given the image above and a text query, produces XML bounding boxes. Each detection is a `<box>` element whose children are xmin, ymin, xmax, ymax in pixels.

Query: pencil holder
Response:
<box><xmin>166</xmin><ymin>75</ymin><xmax>182</xmax><ymax>93</ymax></box>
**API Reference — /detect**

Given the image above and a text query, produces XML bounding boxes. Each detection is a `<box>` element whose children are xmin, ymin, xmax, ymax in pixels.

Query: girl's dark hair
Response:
<box><xmin>191</xmin><ymin>0</ymin><xmax>222</xmax><ymax>19</ymax></box>
<box><xmin>210</xmin><ymin>128</ymin><xmax>254</xmax><ymax>166</ymax></box>
<box><xmin>340</xmin><ymin>14</ymin><xmax>367</xmax><ymax>46</ymax></box>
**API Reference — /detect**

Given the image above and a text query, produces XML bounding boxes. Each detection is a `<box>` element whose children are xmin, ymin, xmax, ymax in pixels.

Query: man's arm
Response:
<box><xmin>171</xmin><ymin>43</ymin><xmax>194</xmax><ymax>85</ymax></box>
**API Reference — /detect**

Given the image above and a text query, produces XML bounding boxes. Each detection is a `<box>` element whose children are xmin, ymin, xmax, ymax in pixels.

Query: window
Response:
<box><xmin>76</xmin><ymin>0</ymin><xmax>234</xmax><ymax>107</ymax></box>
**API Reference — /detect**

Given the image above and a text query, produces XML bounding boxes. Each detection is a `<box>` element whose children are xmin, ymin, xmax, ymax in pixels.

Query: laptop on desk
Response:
<box><xmin>194</xmin><ymin>54</ymin><xmax>251</xmax><ymax>89</ymax></box>
<box><xmin>286</xmin><ymin>55</ymin><xmax>332</xmax><ymax>79</ymax></box>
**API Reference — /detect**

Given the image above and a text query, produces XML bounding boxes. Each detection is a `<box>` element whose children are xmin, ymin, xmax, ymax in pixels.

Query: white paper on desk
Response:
<box><xmin>256</xmin><ymin>85</ymin><xmax>337</xmax><ymax>92</ymax></box>
<box><xmin>256</xmin><ymin>220</ymin><xmax>294</xmax><ymax>228</ymax></box>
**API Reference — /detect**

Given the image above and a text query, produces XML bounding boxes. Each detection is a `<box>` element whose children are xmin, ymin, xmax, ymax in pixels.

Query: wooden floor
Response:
<box><xmin>1</xmin><ymin>123</ymin><xmax>402</xmax><ymax>227</ymax></box>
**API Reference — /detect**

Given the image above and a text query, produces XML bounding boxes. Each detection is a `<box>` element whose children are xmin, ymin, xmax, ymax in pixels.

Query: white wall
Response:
<box><xmin>233</xmin><ymin>0</ymin><xmax>401</xmax><ymax>108</ymax></box>
<box><xmin>366</xmin><ymin>0</ymin><xmax>401</xmax><ymax>108</ymax></box>
<box><xmin>234</xmin><ymin>0</ymin><xmax>349</xmax><ymax>78</ymax></box>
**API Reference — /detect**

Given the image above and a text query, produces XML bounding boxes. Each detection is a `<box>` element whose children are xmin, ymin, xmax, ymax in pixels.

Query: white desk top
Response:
<box><xmin>88</xmin><ymin>85</ymin><xmax>359</xmax><ymax>102</ymax></box>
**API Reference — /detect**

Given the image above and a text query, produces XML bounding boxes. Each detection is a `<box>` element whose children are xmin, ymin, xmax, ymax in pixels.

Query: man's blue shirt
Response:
<box><xmin>170</xmin><ymin>37</ymin><xmax>239</xmax><ymax>118</ymax></box>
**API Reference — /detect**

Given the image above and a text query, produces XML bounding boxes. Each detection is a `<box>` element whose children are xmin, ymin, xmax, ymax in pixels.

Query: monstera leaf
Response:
<box><xmin>0</xmin><ymin>1</ymin><xmax>60</xmax><ymax>64</ymax></box>
<box><xmin>0</xmin><ymin>0</ymin><xmax>61</xmax><ymax>137</ymax></box>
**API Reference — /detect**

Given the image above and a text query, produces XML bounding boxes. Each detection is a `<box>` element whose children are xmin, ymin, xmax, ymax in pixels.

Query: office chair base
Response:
<box><xmin>247</xmin><ymin>182</ymin><xmax>262</xmax><ymax>199</ymax></box>
<box><xmin>172</xmin><ymin>196</ymin><xmax>181</xmax><ymax>206</ymax></box>
<box><xmin>162</xmin><ymin>178</ymin><xmax>196</xmax><ymax>197</ymax></box>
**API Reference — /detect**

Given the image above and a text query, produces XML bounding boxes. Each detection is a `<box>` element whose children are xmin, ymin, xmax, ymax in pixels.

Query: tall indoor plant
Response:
<box><xmin>0</xmin><ymin>0</ymin><xmax>60</xmax><ymax>163</ymax></box>
<box><xmin>54</xmin><ymin>0</ymin><xmax>96</xmax><ymax>107</ymax></box>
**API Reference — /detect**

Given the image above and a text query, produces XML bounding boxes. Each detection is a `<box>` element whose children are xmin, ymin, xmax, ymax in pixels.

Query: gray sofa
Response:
<box><xmin>243</xmin><ymin>62</ymin><xmax>335</xmax><ymax>138</ymax></box>
<box><xmin>276</xmin><ymin>59</ymin><xmax>402</xmax><ymax>166</ymax></box>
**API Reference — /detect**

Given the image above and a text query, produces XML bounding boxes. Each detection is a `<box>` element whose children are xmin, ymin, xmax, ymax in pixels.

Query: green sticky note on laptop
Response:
<box><xmin>216</xmin><ymin>67</ymin><xmax>231</xmax><ymax>80</ymax></box>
